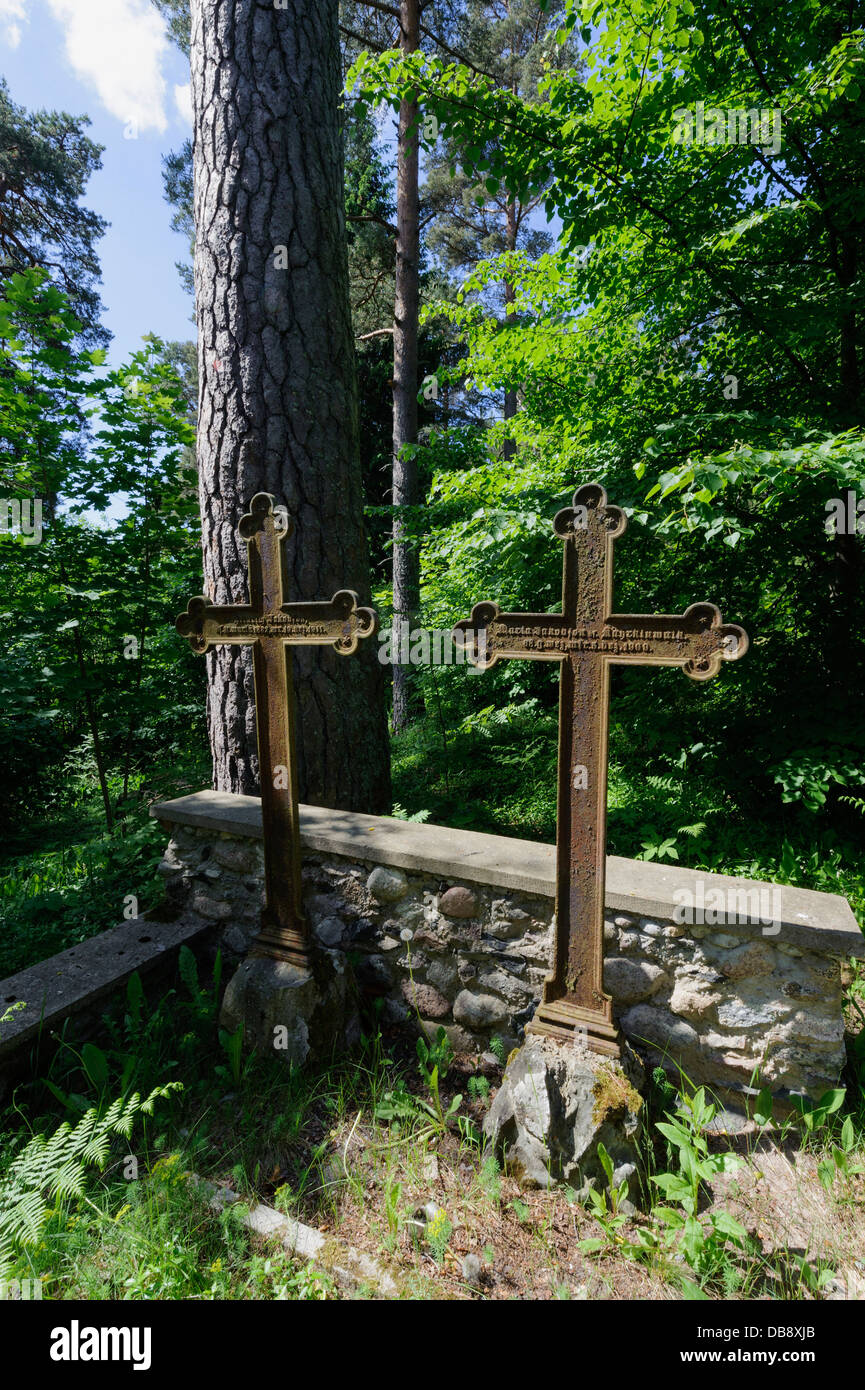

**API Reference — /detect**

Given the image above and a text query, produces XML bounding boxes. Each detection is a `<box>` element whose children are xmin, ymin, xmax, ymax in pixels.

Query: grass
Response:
<box><xmin>0</xmin><ymin>725</ymin><xmax>862</xmax><ymax>1299</ymax></box>
<box><xmin>0</xmin><ymin>814</ymin><xmax>166</xmax><ymax>979</ymax></box>
<box><xmin>1</xmin><ymin>950</ymin><xmax>863</xmax><ymax>1302</ymax></box>
<box><xmin>0</xmin><ymin>745</ymin><xmax>210</xmax><ymax>978</ymax></box>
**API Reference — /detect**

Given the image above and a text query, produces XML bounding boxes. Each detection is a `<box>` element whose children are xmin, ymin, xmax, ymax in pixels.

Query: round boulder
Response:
<box><xmin>366</xmin><ymin>866</ymin><xmax>409</xmax><ymax>904</ymax></box>
<box><xmin>401</xmin><ymin>979</ymin><xmax>451</xmax><ymax>1020</ymax></box>
<box><xmin>453</xmin><ymin>989</ymin><xmax>508</xmax><ymax>1030</ymax></box>
<box><xmin>439</xmin><ymin>886</ymin><xmax>479</xmax><ymax>919</ymax></box>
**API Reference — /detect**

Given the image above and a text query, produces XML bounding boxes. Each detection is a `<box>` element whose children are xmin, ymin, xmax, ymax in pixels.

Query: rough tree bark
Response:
<box><xmin>391</xmin><ymin>0</ymin><xmax>422</xmax><ymax>734</ymax></box>
<box><xmin>190</xmin><ymin>0</ymin><xmax>390</xmax><ymax>811</ymax></box>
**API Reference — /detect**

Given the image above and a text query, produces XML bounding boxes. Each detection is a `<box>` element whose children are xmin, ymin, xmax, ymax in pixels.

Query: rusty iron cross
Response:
<box><xmin>176</xmin><ymin>492</ymin><xmax>377</xmax><ymax>970</ymax></box>
<box><xmin>453</xmin><ymin>483</ymin><xmax>748</xmax><ymax>1057</ymax></box>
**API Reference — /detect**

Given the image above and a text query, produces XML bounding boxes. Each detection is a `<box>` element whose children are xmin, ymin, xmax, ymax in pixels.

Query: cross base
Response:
<box><xmin>249</xmin><ymin>922</ymin><xmax>313</xmax><ymax>973</ymax></box>
<box><xmin>526</xmin><ymin>999</ymin><xmax>622</xmax><ymax>1059</ymax></box>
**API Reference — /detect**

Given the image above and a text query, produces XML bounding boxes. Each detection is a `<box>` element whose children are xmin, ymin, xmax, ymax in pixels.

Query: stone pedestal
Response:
<box><xmin>220</xmin><ymin>947</ymin><xmax>359</xmax><ymax>1068</ymax></box>
<box><xmin>483</xmin><ymin>1035</ymin><xmax>645</xmax><ymax>1194</ymax></box>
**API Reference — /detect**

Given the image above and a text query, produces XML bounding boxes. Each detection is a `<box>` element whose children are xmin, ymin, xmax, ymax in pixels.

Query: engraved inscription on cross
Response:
<box><xmin>176</xmin><ymin>492</ymin><xmax>377</xmax><ymax>970</ymax></box>
<box><xmin>453</xmin><ymin>483</ymin><xmax>747</xmax><ymax>1057</ymax></box>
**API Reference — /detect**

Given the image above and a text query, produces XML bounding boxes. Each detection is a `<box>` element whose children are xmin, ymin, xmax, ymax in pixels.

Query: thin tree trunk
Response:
<box><xmin>190</xmin><ymin>0</ymin><xmax>390</xmax><ymax>812</ymax></box>
<box><xmin>71</xmin><ymin>626</ymin><xmax>115</xmax><ymax>833</ymax></box>
<box><xmin>391</xmin><ymin>0</ymin><xmax>422</xmax><ymax>734</ymax></box>
<box><xmin>502</xmin><ymin>199</ymin><xmax>517</xmax><ymax>461</ymax></box>
<box><xmin>56</xmin><ymin>551</ymin><xmax>115</xmax><ymax>832</ymax></box>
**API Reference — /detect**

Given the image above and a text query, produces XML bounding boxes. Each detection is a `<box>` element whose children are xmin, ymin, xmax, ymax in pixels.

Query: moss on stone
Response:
<box><xmin>591</xmin><ymin>1065</ymin><xmax>643</xmax><ymax>1126</ymax></box>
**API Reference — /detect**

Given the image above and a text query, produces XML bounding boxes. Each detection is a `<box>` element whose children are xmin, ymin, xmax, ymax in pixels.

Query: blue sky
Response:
<box><xmin>0</xmin><ymin>0</ymin><xmax>194</xmax><ymax>366</ymax></box>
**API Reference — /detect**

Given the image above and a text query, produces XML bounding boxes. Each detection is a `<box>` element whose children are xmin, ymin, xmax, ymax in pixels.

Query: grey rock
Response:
<box><xmin>382</xmin><ymin>998</ymin><xmax>410</xmax><ymax>1025</ymax></box>
<box><xmin>603</xmin><ymin>957</ymin><xmax>666</xmax><ymax>1005</ymax></box>
<box><xmin>453</xmin><ymin>990</ymin><xmax>509</xmax><ymax>1030</ymax></box>
<box><xmin>498</xmin><ymin>956</ymin><xmax>527</xmax><ymax>977</ymax></box>
<box><xmin>220</xmin><ymin>951</ymin><xmax>357</xmax><ymax>1067</ymax></box>
<box><xmin>191</xmin><ymin>893</ymin><xmax>231</xmax><ymax>922</ymax></box>
<box><xmin>223</xmin><ymin>925</ymin><xmax>251</xmax><ymax>955</ymax></box>
<box><xmin>461</xmin><ymin>1253</ymin><xmax>482</xmax><ymax>1286</ymax></box>
<box><xmin>158</xmin><ymin>856</ymin><xmax>184</xmax><ymax>879</ymax></box>
<box><xmin>483</xmin><ymin>1037</ymin><xmax>644</xmax><ymax>1191</ymax></box>
<box><xmin>419</xmin><ymin>1019</ymin><xmax>475</xmax><ymax>1054</ymax></box>
<box><xmin>213</xmin><ymin>842</ymin><xmax>260</xmax><ymax>874</ymax></box>
<box><xmin>486</xmin><ymin>917</ymin><xmax>523</xmax><ymax>940</ymax></box>
<box><xmin>477</xmin><ymin>968</ymin><xmax>532</xmax><ymax>1006</ymax></box>
<box><xmin>350</xmin><ymin>917</ymin><xmax>377</xmax><ymax>943</ymax></box>
<box><xmin>355</xmin><ymin>954</ymin><xmax>392</xmax><ymax>993</ymax></box>
<box><xmin>426</xmin><ymin>958</ymin><xmax>458</xmax><ymax>994</ymax></box>
<box><xmin>306</xmin><ymin>892</ymin><xmax>342</xmax><ymax>919</ymax></box>
<box><xmin>669</xmin><ymin>975</ymin><xmax>722</xmax><ymax>1019</ymax></box>
<box><xmin>314</xmin><ymin>916</ymin><xmax>345</xmax><ymax>948</ymax></box>
<box><xmin>711</xmin><ymin>941</ymin><xmax>776</xmax><ymax>981</ymax></box>
<box><xmin>394</xmin><ymin>900</ymin><xmax>425</xmax><ymax>921</ymax></box>
<box><xmin>366</xmin><ymin>867</ymin><xmax>409</xmax><ymax>904</ymax></box>
<box><xmin>705</xmin><ymin>1108</ymin><xmax>750</xmax><ymax>1136</ymax></box>
<box><xmin>621</xmin><ymin>1004</ymin><xmax>700</xmax><ymax>1052</ymax></box>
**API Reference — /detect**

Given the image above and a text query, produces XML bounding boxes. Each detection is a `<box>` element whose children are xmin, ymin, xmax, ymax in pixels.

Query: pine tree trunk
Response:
<box><xmin>190</xmin><ymin>0</ymin><xmax>390</xmax><ymax>812</ymax></box>
<box><xmin>391</xmin><ymin>0</ymin><xmax>422</xmax><ymax>734</ymax></box>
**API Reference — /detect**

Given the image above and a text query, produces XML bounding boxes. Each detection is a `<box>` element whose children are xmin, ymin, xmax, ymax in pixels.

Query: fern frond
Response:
<box><xmin>677</xmin><ymin>822</ymin><xmax>707</xmax><ymax>838</ymax></box>
<box><xmin>0</xmin><ymin>1083</ymin><xmax>181</xmax><ymax>1277</ymax></box>
<box><xmin>178</xmin><ymin>944</ymin><xmax>199</xmax><ymax>1000</ymax></box>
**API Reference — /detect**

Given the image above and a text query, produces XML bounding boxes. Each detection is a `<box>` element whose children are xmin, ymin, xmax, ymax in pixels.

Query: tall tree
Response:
<box><xmin>189</xmin><ymin>0</ymin><xmax>390</xmax><ymax>811</ymax></box>
<box><xmin>391</xmin><ymin>0</ymin><xmax>423</xmax><ymax>731</ymax></box>
<box><xmin>421</xmin><ymin>1</ymin><xmax>569</xmax><ymax>454</ymax></box>
<box><xmin>343</xmin><ymin>0</ymin><xmax>464</xmax><ymax>731</ymax></box>
<box><xmin>0</xmin><ymin>80</ymin><xmax>107</xmax><ymax>344</ymax></box>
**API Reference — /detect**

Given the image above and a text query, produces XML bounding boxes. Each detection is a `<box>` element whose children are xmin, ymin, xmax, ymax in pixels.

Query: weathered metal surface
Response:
<box><xmin>453</xmin><ymin>482</ymin><xmax>748</xmax><ymax>1057</ymax></box>
<box><xmin>177</xmin><ymin>492</ymin><xmax>377</xmax><ymax>969</ymax></box>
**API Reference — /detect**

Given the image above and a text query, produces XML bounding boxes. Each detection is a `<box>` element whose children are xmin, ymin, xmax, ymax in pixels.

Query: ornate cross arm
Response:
<box><xmin>176</xmin><ymin>591</ymin><xmax>377</xmax><ymax>654</ymax></box>
<box><xmin>452</xmin><ymin>599</ymin><xmax>747</xmax><ymax>677</ymax></box>
<box><xmin>452</xmin><ymin>603</ymin><xmax>573</xmax><ymax>667</ymax></box>
<box><xmin>605</xmin><ymin>604</ymin><xmax>748</xmax><ymax>679</ymax></box>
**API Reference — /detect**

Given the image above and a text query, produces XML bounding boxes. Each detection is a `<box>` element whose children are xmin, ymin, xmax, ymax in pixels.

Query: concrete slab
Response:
<box><xmin>0</xmin><ymin>913</ymin><xmax>208</xmax><ymax>1062</ymax></box>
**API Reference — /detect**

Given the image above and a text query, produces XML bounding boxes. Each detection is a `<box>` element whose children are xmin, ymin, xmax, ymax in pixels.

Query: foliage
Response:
<box><xmin>0</xmin><ymin>268</ymin><xmax>204</xmax><ymax>844</ymax></box>
<box><xmin>349</xmin><ymin>3</ymin><xmax>865</xmax><ymax>923</ymax></box>
<box><xmin>416</xmin><ymin>1025</ymin><xmax>463</xmax><ymax>1129</ymax></box>
<box><xmin>0</xmin><ymin>79</ymin><xmax>107</xmax><ymax>342</ymax></box>
<box><xmin>425</xmin><ymin>1207</ymin><xmax>453</xmax><ymax>1262</ymax></box>
<box><xmin>0</xmin><ymin>1084</ymin><xmax>180</xmax><ymax>1276</ymax></box>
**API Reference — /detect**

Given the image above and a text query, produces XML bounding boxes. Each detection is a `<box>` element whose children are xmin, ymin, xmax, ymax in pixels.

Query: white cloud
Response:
<box><xmin>0</xmin><ymin>0</ymin><xmax>27</xmax><ymax>49</ymax></box>
<box><xmin>45</xmin><ymin>0</ymin><xmax>170</xmax><ymax>133</ymax></box>
<box><xmin>174</xmin><ymin>81</ymin><xmax>193</xmax><ymax>125</ymax></box>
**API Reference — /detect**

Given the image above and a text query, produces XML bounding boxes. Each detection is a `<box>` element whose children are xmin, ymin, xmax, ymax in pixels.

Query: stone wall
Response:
<box><xmin>153</xmin><ymin>794</ymin><xmax>865</xmax><ymax>1112</ymax></box>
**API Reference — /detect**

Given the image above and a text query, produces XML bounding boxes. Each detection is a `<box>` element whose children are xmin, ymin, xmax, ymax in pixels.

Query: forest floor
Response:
<box><xmin>2</xmin><ymin>963</ymin><xmax>863</xmax><ymax>1302</ymax></box>
<box><xmin>223</xmin><ymin>1033</ymin><xmax>865</xmax><ymax>1302</ymax></box>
